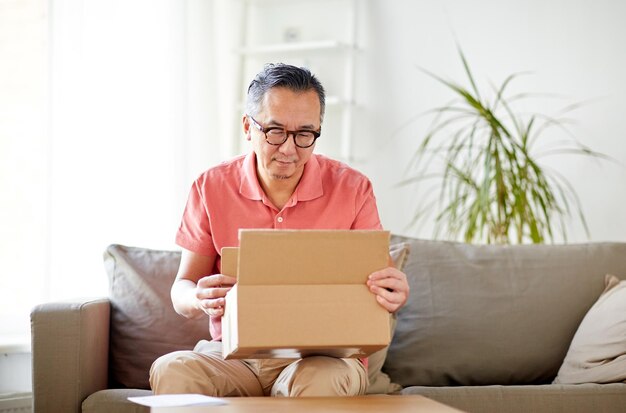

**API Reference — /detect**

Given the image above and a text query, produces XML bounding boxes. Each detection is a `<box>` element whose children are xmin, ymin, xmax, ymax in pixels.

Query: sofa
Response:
<box><xmin>30</xmin><ymin>236</ymin><xmax>626</xmax><ymax>413</ymax></box>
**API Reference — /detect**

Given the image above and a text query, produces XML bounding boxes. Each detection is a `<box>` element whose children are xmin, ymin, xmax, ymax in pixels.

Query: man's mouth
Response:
<box><xmin>274</xmin><ymin>159</ymin><xmax>295</xmax><ymax>165</ymax></box>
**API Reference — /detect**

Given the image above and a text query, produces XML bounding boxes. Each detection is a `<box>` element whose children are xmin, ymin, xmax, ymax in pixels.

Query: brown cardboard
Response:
<box><xmin>222</xmin><ymin>229</ymin><xmax>391</xmax><ymax>359</ymax></box>
<box><xmin>220</xmin><ymin>247</ymin><xmax>239</xmax><ymax>277</ymax></box>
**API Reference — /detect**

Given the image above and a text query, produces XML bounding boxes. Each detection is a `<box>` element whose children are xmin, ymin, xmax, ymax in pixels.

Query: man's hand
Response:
<box><xmin>195</xmin><ymin>274</ymin><xmax>237</xmax><ymax>317</ymax></box>
<box><xmin>366</xmin><ymin>267</ymin><xmax>409</xmax><ymax>313</ymax></box>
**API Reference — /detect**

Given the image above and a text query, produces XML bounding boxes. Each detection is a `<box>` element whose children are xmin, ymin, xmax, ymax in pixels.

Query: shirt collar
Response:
<box><xmin>294</xmin><ymin>153</ymin><xmax>323</xmax><ymax>201</ymax></box>
<box><xmin>240</xmin><ymin>152</ymin><xmax>264</xmax><ymax>200</ymax></box>
<box><xmin>239</xmin><ymin>152</ymin><xmax>324</xmax><ymax>203</ymax></box>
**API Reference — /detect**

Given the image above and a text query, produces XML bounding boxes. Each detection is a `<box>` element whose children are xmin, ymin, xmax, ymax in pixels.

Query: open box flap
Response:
<box><xmin>236</xmin><ymin>230</ymin><xmax>390</xmax><ymax>286</ymax></box>
<box><xmin>220</xmin><ymin>247</ymin><xmax>239</xmax><ymax>277</ymax></box>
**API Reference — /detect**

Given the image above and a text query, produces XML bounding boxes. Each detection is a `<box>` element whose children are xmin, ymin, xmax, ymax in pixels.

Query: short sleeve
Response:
<box><xmin>351</xmin><ymin>178</ymin><xmax>383</xmax><ymax>230</ymax></box>
<box><xmin>175</xmin><ymin>179</ymin><xmax>218</xmax><ymax>257</ymax></box>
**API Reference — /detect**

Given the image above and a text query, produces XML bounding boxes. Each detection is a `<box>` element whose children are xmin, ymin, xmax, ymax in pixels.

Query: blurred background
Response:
<box><xmin>1</xmin><ymin>0</ymin><xmax>626</xmax><ymax>395</ymax></box>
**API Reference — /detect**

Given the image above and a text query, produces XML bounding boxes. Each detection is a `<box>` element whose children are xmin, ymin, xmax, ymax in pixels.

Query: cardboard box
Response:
<box><xmin>221</xmin><ymin>229</ymin><xmax>391</xmax><ymax>359</ymax></box>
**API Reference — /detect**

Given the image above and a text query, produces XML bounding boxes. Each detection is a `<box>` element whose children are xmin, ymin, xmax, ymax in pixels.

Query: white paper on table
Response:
<box><xmin>128</xmin><ymin>394</ymin><xmax>228</xmax><ymax>407</ymax></box>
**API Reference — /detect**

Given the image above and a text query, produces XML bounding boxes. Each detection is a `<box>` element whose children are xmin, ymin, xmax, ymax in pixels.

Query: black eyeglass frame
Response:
<box><xmin>247</xmin><ymin>115</ymin><xmax>321</xmax><ymax>148</ymax></box>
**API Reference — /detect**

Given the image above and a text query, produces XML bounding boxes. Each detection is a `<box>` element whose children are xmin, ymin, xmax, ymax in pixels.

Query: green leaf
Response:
<box><xmin>404</xmin><ymin>45</ymin><xmax>609</xmax><ymax>244</ymax></box>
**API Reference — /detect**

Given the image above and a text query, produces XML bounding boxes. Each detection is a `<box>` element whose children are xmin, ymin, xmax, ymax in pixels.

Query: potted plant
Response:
<box><xmin>403</xmin><ymin>46</ymin><xmax>609</xmax><ymax>244</ymax></box>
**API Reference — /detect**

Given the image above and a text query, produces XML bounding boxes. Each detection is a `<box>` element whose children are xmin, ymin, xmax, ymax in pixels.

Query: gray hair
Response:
<box><xmin>245</xmin><ymin>63</ymin><xmax>326</xmax><ymax>123</ymax></box>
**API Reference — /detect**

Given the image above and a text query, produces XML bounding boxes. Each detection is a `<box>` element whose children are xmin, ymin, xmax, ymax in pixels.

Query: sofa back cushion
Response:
<box><xmin>104</xmin><ymin>244</ymin><xmax>211</xmax><ymax>389</ymax></box>
<box><xmin>384</xmin><ymin>237</ymin><xmax>626</xmax><ymax>387</ymax></box>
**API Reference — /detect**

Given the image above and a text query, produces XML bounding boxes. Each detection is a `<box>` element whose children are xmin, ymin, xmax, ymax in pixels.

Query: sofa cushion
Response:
<box><xmin>554</xmin><ymin>274</ymin><xmax>626</xmax><ymax>384</ymax></box>
<box><xmin>384</xmin><ymin>237</ymin><xmax>626</xmax><ymax>386</ymax></box>
<box><xmin>104</xmin><ymin>245</ymin><xmax>210</xmax><ymax>389</ymax></box>
<box><xmin>401</xmin><ymin>383</ymin><xmax>626</xmax><ymax>413</ymax></box>
<box><xmin>83</xmin><ymin>389</ymin><xmax>151</xmax><ymax>413</ymax></box>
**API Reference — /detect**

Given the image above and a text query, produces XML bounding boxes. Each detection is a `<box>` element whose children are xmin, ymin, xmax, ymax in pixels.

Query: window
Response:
<box><xmin>0</xmin><ymin>0</ymin><xmax>49</xmax><ymax>337</ymax></box>
<box><xmin>0</xmin><ymin>0</ymin><xmax>225</xmax><ymax>337</ymax></box>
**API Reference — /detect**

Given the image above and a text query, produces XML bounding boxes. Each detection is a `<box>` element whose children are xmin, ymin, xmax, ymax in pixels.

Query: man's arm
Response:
<box><xmin>171</xmin><ymin>249</ymin><xmax>237</xmax><ymax>320</ymax></box>
<box><xmin>351</xmin><ymin>179</ymin><xmax>410</xmax><ymax>313</ymax></box>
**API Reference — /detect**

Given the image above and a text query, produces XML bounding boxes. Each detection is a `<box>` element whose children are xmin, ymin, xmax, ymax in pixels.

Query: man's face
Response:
<box><xmin>244</xmin><ymin>87</ymin><xmax>321</xmax><ymax>185</ymax></box>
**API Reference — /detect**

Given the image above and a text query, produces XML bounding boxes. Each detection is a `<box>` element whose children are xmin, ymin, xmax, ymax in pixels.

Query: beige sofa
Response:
<box><xmin>31</xmin><ymin>236</ymin><xmax>626</xmax><ymax>413</ymax></box>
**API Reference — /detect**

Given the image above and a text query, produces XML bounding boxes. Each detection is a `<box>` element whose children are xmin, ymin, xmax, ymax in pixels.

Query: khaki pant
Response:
<box><xmin>149</xmin><ymin>340</ymin><xmax>368</xmax><ymax>397</ymax></box>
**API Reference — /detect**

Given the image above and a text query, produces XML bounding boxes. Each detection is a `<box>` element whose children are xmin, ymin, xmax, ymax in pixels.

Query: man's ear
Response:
<box><xmin>242</xmin><ymin>115</ymin><xmax>252</xmax><ymax>141</ymax></box>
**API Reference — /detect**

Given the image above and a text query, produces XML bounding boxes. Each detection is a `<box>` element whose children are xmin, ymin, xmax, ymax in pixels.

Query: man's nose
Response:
<box><xmin>278</xmin><ymin>133</ymin><xmax>298</xmax><ymax>153</ymax></box>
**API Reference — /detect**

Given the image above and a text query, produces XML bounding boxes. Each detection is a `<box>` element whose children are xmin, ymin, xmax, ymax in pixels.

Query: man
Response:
<box><xmin>150</xmin><ymin>63</ymin><xmax>409</xmax><ymax>397</ymax></box>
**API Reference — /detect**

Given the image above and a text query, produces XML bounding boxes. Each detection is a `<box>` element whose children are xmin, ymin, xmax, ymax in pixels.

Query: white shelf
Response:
<box><xmin>237</xmin><ymin>95</ymin><xmax>350</xmax><ymax>111</ymax></box>
<box><xmin>323</xmin><ymin>95</ymin><xmax>353</xmax><ymax>106</ymax></box>
<box><xmin>235</xmin><ymin>0</ymin><xmax>359</xmax><ymax>161</ymax></box>
<box><xmin>239</xmin><ymin>40</ymin><xmax>354</xmax><ymax>55</ymax></box>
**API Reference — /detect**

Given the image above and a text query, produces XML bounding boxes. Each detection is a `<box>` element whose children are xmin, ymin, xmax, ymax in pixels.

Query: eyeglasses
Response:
<box><xmin>248</xmin><ymin>115</ymin><xmax>321</xmax><ymax>148</ymax></box>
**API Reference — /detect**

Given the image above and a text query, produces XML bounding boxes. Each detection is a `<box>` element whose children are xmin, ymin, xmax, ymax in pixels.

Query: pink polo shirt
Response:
<box><xmin>176</xmin><ymin>151</ymin><xmax>383</xmax><ymax>342</ymax></box>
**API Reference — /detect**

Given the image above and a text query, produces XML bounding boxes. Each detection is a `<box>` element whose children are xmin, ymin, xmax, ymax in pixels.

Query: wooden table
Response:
<box><xmin>151</xmin><ymin>395</ymin><xmax>465</xmax><ymax>413</ymax></box>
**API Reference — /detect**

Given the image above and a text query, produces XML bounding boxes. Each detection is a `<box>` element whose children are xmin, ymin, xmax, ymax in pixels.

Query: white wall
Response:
<box><xmin>3</xmin><ymin>0</ymin><xmax>626</xmax><ymax>340</ymax></box>
<box><xmin>354</xmin><ymin>0</ymin><xmax>626</xmax><ymax>242</ymax></box>
<box><xmin>0</xmin><ymin>351</ymin><xmax>31</xmax><ymax>394</ymax></box>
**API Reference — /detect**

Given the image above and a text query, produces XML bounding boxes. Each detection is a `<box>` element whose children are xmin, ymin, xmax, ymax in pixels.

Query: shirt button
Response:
<box><xmin>277</xmin><ymin>216</ymin><xmax>284</xmax><ymax>223</ymax></box>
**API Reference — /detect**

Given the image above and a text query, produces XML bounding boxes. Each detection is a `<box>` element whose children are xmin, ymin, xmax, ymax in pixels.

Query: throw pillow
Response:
<box><xmin>366</xmin><ymin>242</ymin><xmax>408</xmax><ymax>394</ymax></box>
<box><xmin>553</xmin><ymin>274</ymin><xmax>626</xmax><ymax>384</ymax></box>
<box><xmin>104</xmin><ymin>244</ymin><xmax>210</xmax><ymax>389</ymax></box>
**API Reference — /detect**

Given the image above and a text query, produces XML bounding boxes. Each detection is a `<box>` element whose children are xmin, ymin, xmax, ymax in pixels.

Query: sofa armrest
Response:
<box><xmin>31</xmin><ymin>298</ymin><xmax>111</xmax><ymax>413</ymax></box>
